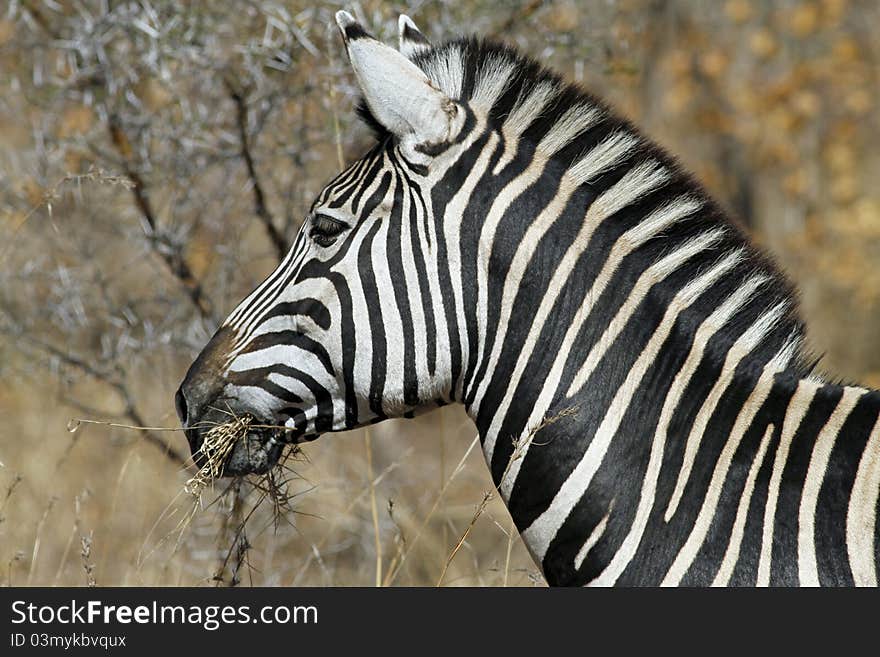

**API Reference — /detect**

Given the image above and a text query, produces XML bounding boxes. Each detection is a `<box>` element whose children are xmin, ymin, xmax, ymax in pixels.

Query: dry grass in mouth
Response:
<box><xmin>184</xmin><ymin>415</ymin><xmax>253</xmax><ymax>497</ymax></box>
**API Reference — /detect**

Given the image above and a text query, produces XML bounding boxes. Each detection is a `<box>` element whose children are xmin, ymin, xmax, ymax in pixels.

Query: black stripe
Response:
<box><xmin>239</xmin><ymin>330</ymin><xmax>334</xmax><ymax>378</ymax></box>
<box><xmin>385</xmin><ymin>153</ymin><xmax>420</xmax><ymax>406</ymax></box>
<box><xmin>769</xmin><ymin>385</ymin><xmax>844</xmax><ymax>585</ymax></box>
<box><xmin>814</xmin><ymin>389</ymin><xmax>879</xmax><ymax>586</ymax></box>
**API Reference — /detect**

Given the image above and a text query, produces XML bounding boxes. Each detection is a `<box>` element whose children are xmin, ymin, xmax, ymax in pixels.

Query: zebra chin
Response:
<box><xmin>223</xmin><ymin>429</ymin><xmax>286</xmax><ymax>477</ymax></box>
<box><xmin>183</xmin><ymin>420</ymin><xmax>290</xmax><ymax>477</ymax></box>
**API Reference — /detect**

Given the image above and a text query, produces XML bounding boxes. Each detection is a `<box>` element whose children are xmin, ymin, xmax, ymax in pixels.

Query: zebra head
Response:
<box><xmin>176</xmin><ymin>13</ymin><xmax>473</xmax><ymax>475</ymax></box>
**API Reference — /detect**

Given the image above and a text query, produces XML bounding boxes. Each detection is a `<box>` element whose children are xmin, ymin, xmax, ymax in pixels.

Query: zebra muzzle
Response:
<box><xmin>183</xmin><ymin>414</ymin><xmax>288</xmax><ymax>477</ymax></box>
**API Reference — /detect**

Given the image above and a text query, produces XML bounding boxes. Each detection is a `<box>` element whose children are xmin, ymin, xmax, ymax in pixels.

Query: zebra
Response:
<box><xmin>176</xmin><ymin>12</ymin><xmax>880</xmax><ymax>586</ymax></box>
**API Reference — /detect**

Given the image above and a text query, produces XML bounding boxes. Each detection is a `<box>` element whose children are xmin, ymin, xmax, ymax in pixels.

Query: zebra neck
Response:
<box><xmin>458</xmin><ymin>184</ymin><xmax>807</xmax><ymax>482</ymax></box>
<box><xmin>467</xmin><ymin>326</ymin><xmax>880</xmax><ymax>585</ymax></box>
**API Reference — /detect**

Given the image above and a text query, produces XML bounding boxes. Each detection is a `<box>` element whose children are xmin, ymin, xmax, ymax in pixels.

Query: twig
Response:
<box><xmin>68</xmin><ymin>418</ymin><xmax>185</xmax><ymax>433</ymax></box>
<box><xmin>326</xmin><ymin>73</ymin><xmax>345</xmax><ymax>170</ymax></box>
<box><xmin>225</xmin><ymin>79</ymin><xmax>288</xmax><ymax>261</ymax></box>
<box><xmin>503</xmin><ymin>516</ymin><xmax>516</xmax><ymax>587</ymax></box>
<box><xmin>291</xmin><ymin>448</ymin><xmax>412</xmax><ymax>585</ymax></box>
<box><xmin>0</xmin><ymin>474</ymin><xmax>23</xmax><ymax>524</ymax></box>
<box><xmin>0</xmin><ymin>167</ymin><xmax>135</xmax><ymax>262</ymax></box>
<box><xmin>21</xmin><ymin>0</ymin><xmax>61</xmax><ymax>40</ymax></box>
<box><xmin>80</xmin><ymin>532</ymin><xmax>96</xmax><ymax>587</ymax></box>
<box><xmin>107</xmin><ymin>115</ymin><xmax>214</xmax><ymax>320</ymax></box>
<box><xmin>213</xmin><ymin>480</ymin><xmax>254</xmax><ymax>587</ymax></box>
<box><xmin>14</xmin><ymin>334</ymin><xmax>187</xmax><ymax>467</ymax></box>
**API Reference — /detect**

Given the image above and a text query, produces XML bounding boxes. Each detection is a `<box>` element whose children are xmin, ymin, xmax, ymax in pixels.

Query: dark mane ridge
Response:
<box><xmin>356</xmin><ymin>36</ymin><xmax>815</xmax><ymax>376</ymax></box>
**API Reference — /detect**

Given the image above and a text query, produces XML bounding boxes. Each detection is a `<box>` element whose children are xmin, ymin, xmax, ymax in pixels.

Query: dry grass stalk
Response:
<box><xmin>184</xmin><ymin>415</ymin><xmax>253</xmax><ymax>498</ymax></box>
<box><xmin>364</xmin><ymin>429</ymin><xmax>383</xmax><ymax>587</ymax></box>
<box><xmin>2</xmin><ymin>166</ymin><xmax>135</xmax><ymax>260</ymax></box>
<box><xmin>0</xmin><ymin>474</ymin><xmax>23</xmax><ymax>526</ymax></box>
<box><xmin>500</xmin><ymin>405</ymin><xmax>581</xmax><ymax>485</ymax></box>
<box><xmin>80</xmin><ymin>531</ymin><xmax>96</xmax><ymax>587</ymax></box>
<box><xmin>26</xmin><ymin>495</ymin><xmax>57</xmax><ymax>587</ymax></box>
<box><xmin>436</xmin><ymin>491</ymin><xmax>494</xmax><ymax>587</ymax></box>
<box><xmin>383</xmin><ymin>436</ymin><xmax>481</xmax><ymax>585</ymax></box>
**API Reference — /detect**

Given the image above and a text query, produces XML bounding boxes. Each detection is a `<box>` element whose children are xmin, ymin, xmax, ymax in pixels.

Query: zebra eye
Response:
<box><xmin>310</xmin><ymin>213</ymin><xmax>348</xmax><ymax>247</ymax></box>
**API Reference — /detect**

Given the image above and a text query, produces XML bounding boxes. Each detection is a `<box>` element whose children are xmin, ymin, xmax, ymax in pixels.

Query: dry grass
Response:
<box><xmin>184</xmin><ymin>416</ymin><xmax>252</xmax><ymax>498</ymax></box>
<box><xmin>0</xmin><ymin>377</ymin><xmax>543</xmax><ymax>586</ymax></box>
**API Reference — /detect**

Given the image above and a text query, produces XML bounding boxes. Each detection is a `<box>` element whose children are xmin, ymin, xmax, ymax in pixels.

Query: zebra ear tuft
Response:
<box><xmin>398</xmin><ymin>15</ymin><xmax>432</xmax><ymax>60</ymax></box>
<box><xmin>336</xmin><ymin>13</ymin><xmax>463</xmax><ymax>163</ymax></box>
<box><xmin>335</xmin><ymin>11</ymin><xmax>371</xmax><ymax>42</ymax></box>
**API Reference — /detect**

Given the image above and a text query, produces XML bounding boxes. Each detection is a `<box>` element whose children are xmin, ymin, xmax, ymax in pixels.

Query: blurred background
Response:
<box><xmin>1</xmin><ymin>0</ymin><xmax>878</xmax><ymax>587</ymax></box>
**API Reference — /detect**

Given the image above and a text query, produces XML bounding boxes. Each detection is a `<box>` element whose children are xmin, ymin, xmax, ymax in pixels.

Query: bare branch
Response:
<box><xmin>225</xmin><ymin>78</ymin><xmax>288</xmax><ymax>262</ymax></box>
<box><xmin>16</xmin><ymin>334</ymin><xmax>187</xmax><ymax>468</ymax></box>
<box><xmin>107</xmin><ymin>116</ymin><xmax>215</xmax><ymax>321</ymax></box>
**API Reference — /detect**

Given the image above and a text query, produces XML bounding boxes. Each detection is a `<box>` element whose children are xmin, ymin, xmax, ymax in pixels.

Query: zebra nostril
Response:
<box><xmin>175</xmin><ymin>387</ymin><xmax>188</xmax><ymax>424</ymax></box>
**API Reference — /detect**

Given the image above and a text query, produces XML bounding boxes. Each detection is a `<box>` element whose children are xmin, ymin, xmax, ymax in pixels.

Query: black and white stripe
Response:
<box><xmin>177</xmin><ymin>14</ymin><xmax>880</xmax><ymax>586</ymax></box>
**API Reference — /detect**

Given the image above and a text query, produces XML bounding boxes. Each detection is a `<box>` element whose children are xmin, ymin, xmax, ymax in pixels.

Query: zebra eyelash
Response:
<box><xmin>310</xmin><ymin>213</ymin><xmax>349</xmax><ymax>247</ymax></box>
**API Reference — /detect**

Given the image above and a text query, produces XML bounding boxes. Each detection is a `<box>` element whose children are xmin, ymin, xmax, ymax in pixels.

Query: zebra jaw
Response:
<box><xmin>217</xmin><ymin>424</ymin><xmax>289</xmax><ymax>477</ymax></box>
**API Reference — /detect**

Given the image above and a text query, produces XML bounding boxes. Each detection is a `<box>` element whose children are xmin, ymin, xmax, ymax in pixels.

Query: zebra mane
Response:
<box><xmin>356</xmin><ymin>36</ymin><xmax>816</xmax><ymax>378</ymax></box>
<box><xmin>358</xmin><ymin>37</ymin><xmax>632</xmax><ymax>161</ymax></box>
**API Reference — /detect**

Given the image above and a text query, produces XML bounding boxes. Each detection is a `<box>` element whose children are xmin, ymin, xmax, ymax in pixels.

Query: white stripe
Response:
<box><xmin>504</xmin><ymin>81</ymin><xmax>560</xmax><ymax>137</ymax></box>
<box><xmin>664</xmin><ymin>302</ymin><xmax>790</xmax><ymax>522</ymax></box>
<box><xmin>562</xmin><ymin>197</ymin><xmax>705</xmax><ymax>396</ymax></box>
<box><xmin>756</xmin><ymin>379</ymin><xmax>818</xmax><ymax>586</ymax></box>
<box><xmin>711</xmin><ymin>422</ymin><xmax>776</xmax><ymax>586</ymax></box>
<box><xmin>443</xmin><ymin>132</ymin><xmax>500</xmax><ymax>398</ymax></box>
<box><xmin>537</xmin><ymin>104</ymin><xmax>605</xmax><ymax>157</ymax></box>
<box><xmin>370</xmin><ymin>207</ymin><xmax>406</xmax><ymax>415</ymax></box>
<box><xmin>470</xmin><ymin>55</ymin><xmax>516</xmax><ymax>110</ymax></box>
<box><xmin>225</xmin><ymin>241</ymin><xmax>299</xmax><ymax>328</ymax></box>
<box><xmin>398</xmin><ymin>185</ymin><xmax>433</xmax><ymax>398</ymax></box>
<box><xmin>338</xmin><ymin>223</ymin><xmax>376</xmax><ymax>422</ymax></box>
<box><xmin>591</xmin><ymin>273</ymin><xmax>767</xmax><ymax>586</ymax></box>
<box><xmin>469</xmin><ymin>164</ymin><xmax>551</xmax><ymax>405</ymax></box>
<box><xmin>478</xmin><ymin>159</ymin><xmax>672</xmax><ymax>463</ymax></box>
<box><xmin>661</xmin><ymin>344</ymin><xmax>798</xmax><ymax>587</ymax></box>
<box><xmin>474</xmin><ymin>182</ymin><xmax>580</xmax><ymax>399</ymax></box>
<box><xmin>521</xmin><ymin>249</ymin><xmax>739</xmax><ymax>563</ymax></box>
<box><xmin>575</xmin><ymin>506</ymin><xmax>612</xmax><ymax>571</ymax></box>
<box><xmin>567</xmin><ymin>131</ymin><xmax>640</xmax><ymax>186</ymax></box>
<box><xmin>494</xmin><ymin>81</ymin><xmax>561</xmax><ymax>174</ymax></box>
<box><xmin>621</xmin><ymin>195</ymin><xmax>702</xmax><ymax>245</ymax></box>
<box><xmin>499</xmin><ymin>231</ymin><xmax>729</xmax><ymax>499</ymax></box>
<box><xmin>847</xmin><ymin>411</ymin><xmax>880</xmax><ymax>586</ymax></box>
<box><xmin>422</xmin><ymin>45</ymin><xmax>464</xmax><ymax>98</ymax></box>
<box><xmin>798</xmin><ymin>385</ymin><xmax>865</xmax><ymax>586</ymax></box>
<box><xmin>582</xmin><ymin>159</ymin><xmax>670</xmax><ymax>224</ymax></box>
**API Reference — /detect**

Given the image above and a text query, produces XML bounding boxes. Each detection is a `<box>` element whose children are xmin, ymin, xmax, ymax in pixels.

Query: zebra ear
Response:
<box><xmin>335</xmin><ymin>11</ymin><xmax>463</xmax><ymax>163</ymax></box>
<box><xmin>398</xmin><ymin>15</ymin><xmax>432</xmax><ymax>60</ymax></box>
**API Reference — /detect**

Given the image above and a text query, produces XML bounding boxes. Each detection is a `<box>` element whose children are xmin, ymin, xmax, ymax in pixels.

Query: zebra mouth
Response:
<box><xmin>220</xmin><ymin>425</ymin><xmax>287</xmax><ymax>476</ymax></box>
<box><xmin>181</xmin><ymin>402</ymin><xmax>308</xmax><ymax>477</ymax></box>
